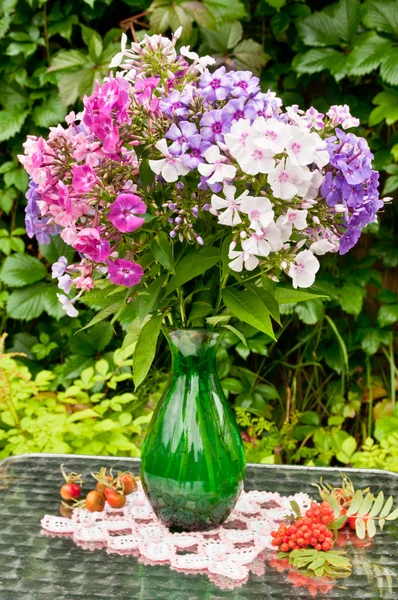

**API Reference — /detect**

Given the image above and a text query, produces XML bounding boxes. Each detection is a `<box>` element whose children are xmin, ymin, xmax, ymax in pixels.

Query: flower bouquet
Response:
<box><xmin>19</xmin><ymin>28</ymin><xmax>386</xmax><ymax>530</ymax></box>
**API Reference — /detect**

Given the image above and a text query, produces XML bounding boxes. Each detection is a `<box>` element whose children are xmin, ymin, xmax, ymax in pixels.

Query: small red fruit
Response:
<box><xmin>104</xmin><ymin>487</ymin><xmax>127</xmax><ymax>508</ymax></box>
<box><xmin>85</xmin><ymin>490</ymin><xmax>105</xmax><ymax>512</ymax></box>
<box><xmin>60</xmin><ymin>483</ymin><xmax>81</xmax><ymax>501</ymax></box>
<box><xmin>118</xmin><ymin>474</ymin><xmax>136</xmax><ymax>495</ymax></box>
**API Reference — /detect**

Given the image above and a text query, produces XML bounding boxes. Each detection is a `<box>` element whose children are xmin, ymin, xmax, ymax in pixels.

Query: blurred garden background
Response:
<box><xmin>0</xmin><ymin>0</ymin><xmax>397</xmax><ymax>469</ymax></box>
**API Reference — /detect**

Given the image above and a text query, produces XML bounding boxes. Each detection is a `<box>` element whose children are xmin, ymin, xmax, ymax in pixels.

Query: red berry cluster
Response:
<box><xmin>271</xmin><ymin>501</ymin><xmax>335</xmax><ymax>552</ymax></box>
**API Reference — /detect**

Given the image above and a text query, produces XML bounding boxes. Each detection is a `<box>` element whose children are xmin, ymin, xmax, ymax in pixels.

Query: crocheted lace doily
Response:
<box><xmin>41</xmin><ymin>482</ymin><xmax>311</xmax><ymax>589</ymax></box>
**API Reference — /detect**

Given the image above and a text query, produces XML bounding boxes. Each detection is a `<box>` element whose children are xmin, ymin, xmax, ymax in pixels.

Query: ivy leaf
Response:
<box><xmin>0</xmin><ymin>107</ymin><xmax>29</xmax><ymax>142</ymax></box>
<box><xmin>133</xmin><ymin>314</ymin><xmax>164</xmax><ymax>388</ymax></box>
<box><xmin>347</xmin><ymin>32</ymin><xmax>391</xmax><ymax>76</ymax></box>
<box><xmin>380</xmin><ymin>48</ymin><xmax>398</xmax><ymax>86</ymax></box>
<box><xmin>0</xmin><ymin>254</ymin><xmax>47</xmax><ymax>287</ymax></box>
<box><xmin>378</xmin><ymin>304</ymin><xmax>398</xmax><ymax>328</ymax></box>
<box><xmin>222</xmin><ymin>288</ymin><xmax>275</xmax><ymax>339</ymax></box>
<box><xmin>164</xmin><ymin>246</ymin><xmax>220</xmax><ymax>297</ymax></box>
<box><xmin>362</xmin><ymin>0</ymin><xmax>398</xmax><ymax>36</ymax></box>
<box><xmin>6</xmin><ymin>282</ymin><xmax>48</xmax><ymax>320</ymax></box>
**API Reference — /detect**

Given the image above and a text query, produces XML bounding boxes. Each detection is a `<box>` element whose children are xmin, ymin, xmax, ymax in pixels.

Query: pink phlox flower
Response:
<box><xmin>326</xmin><ymin>105</ymin><xmax>360</xmax><ymax>129</ymax></box>
<box><xmin>108</xmin><ymin>193</ymin><xmax>146</xmax><ymax>233</ymax></box>
<box><xmin>72</xmin><ymin>163</ymin><xmax>97</xmax><ymax>192</ymax></box>
<box><xmin>74</xmin><ymin>276</ymin><xmax>95</xmax><ymax>291</ymax></box>
<box><xmin>73</xmin><ymin>228</ymin><xmax>111</xmax><ymax>262</ymax></box>
<box><xmin>108</xmin><ymin>258</ymin><xmax>143</xmax><ymax>287</ymax></box>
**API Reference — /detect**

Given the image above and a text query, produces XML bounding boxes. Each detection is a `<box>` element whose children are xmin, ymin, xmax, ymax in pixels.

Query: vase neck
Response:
<box><xmin>167</xmin><ymin>329</ymin><xmax>219</xmax><ymax>370</ymax></box>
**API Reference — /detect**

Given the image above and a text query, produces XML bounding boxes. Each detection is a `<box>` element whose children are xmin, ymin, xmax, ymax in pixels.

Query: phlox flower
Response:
<box><xmin>198</xmin><ymin>146</ymin><xmax>236</xmax><ymax>185</ymax></box>
<box><xmin>228</xmin><ymin>240</ymin><xmax>259</xmax><ymax>272</ymax></box>
<box><xmin>253</xmin><ymin>117</ymin><xmax>291</xmax><ymax>154</ymax></box>
<box><xmin>261</xmin><ymin>220</ymin><xmax>283</xmax><ymax>251</ymax></box>
<box><xmin>230</xmin><ymin>71</ymin><xmax>260</xmax><ymax>98</ymax></box>
<box><xmin>211</xmin><ymin>184</ymin><xmax>248</xmax><ymax>226</ymax></box>
<box><xmin>224</xmin><ymin>119</ymin><xmax>253</xmax><ymax>158</ymax></box>
<box><xmin>52</xmin><ymin>256</ymin><xmax>68</xmax><ymax>278</ymax></box>
<box><xmin>149</xmin><ymin>139</ymin><xmax>189</xmax><ymax>182</ymax></box>
<box><xmin>181</xmin><ymin>135</ymin><xmax>211</xmax><ymax>170</ymax></box>
<box><xmin>57</xmin><ymin>294</ymin><xmax>78</xmax><ymax>318</ymax></box>
<box><xmin>199</xmin><ymin>66</ymin><xmax>234</xmax><ymax>102</ymax></box>
<box><xmin>304</xmin><ymin>107</ymin><xmax>324</xmax><ymax>130</ymax></box>
<box><xmin>310</xmin><ymin>238</ymin><xmax>336</xmax><ymax>255</ymax></box>
<box><xmin>74</xmin><ymin>276</ymin><xmax>95</xmax><ymax>291</ymax></box>
<box><xmin>236</xmin><ymin>143</ymin><xmax>275</xmax><ymax>175</ymax></box>
<box><xmin>268</xmin><ymin>158</ymin><xmax>312</xmax><ymax>200</ymax></box>
<box><xmin>326</xmin><ymin>105</ymin><xmax>359</xmax><ymax>129</ymax></box>
<box><xmin>288</xmin><ymin>250</ymin><xmax>320</xmax><ymax>288</ymax></box>
<box><xmin>166</xmin><ymin>122</ymin><xmax>197</xmax><ymax>155</ymax></box>
<box><xmin>108</xmin><ymin>258</ymin><xmax>143</xmax><ymax>287</ymax></box>
<box><xmin>281</xmin><ymin>208</ymin><xmax>308</xmax><ymax>231</ymax></box>
<box><xmin>200</xmin><ymin>110</ymin><xmax>231</xmax><ymax>143</ymax></box>
<box><xmin>57</xmin><ymin>274</ymin><xmax>73</xmax><ymax>294</ymax></box>
<box><xmin>108</xmin><ymin>193</ymin><xmax>146</xmax><ymax>233</ymax></box>
<box><xmin>222</xmin><ymin>98</ymin><xmax>257</xmax><ymax>124</ymax></box>
<box><xmin>286</xmin><ymin>130</ymin><xmax>322</xmax><ymax>166</ymax></box>
<box><xmin>242</xmin><ymin>233</ymin><xmax>271</xmax><ymax>257</ymax></box>
<box><xmin>71</xmin><ymin>163</ymin><xmax>97</xmax><ymax>192</ymax></box>
<box><xmin>73</xmin><ymin>228</ymin><xmax>111</xmax><ymax>262</ymax></box>
<box><xmin>240</xmin><ymin>196</ymin><xmax>274</xmax><ymax>234</ymax></box>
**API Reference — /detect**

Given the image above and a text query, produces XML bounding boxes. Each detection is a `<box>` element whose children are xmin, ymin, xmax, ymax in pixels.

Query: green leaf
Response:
<box><xmin>223</xmin><ymin>288</ymin><xmax>275</xmax><ymax>339</ymax></box>
<box><xmin>221</xmin><ymin>324</ymin><xmax>247</xmax><ymax>346</ymax></box>
<box><xmin>70</xmin><ymin>322</ymin><xmax>113</xmax><ymax>356</ymax></box>
<box><xmin>290</xmin><ymin>500</ymin><xmax>301</xmax><ymax>518</ymax></box>
<box><xmin>336</xmin><ymin>435</ymin><xmax>357</xmax><ymax>463</ymax></box>
<box><xmin>0</xmin><ymin>107</ymin><xmax>29</xmax><ymax>142</ymax></box>
<box><xmin>295</xmin><ymin>299</ymin><xmax>324</xmax><ymax>325</ymax></box>
<box><xmin>200</xmin><ymin>21</ymin><xmax>242</xmax><ymax>53</ymax></box>
<box><xmin>358</xmin><ymin>492</ymin><xmax>374</xmax><ymax>517</ymax></box>
<box><xmin>347</xmin><ymin>490</ymin><xmax>364</xmax><ymax>516</ymax></box>
<box><xmin>133</xmin><ymin>314</ymin><xmax>163</xmax><ymax>388</ymax></box>
<box><xmin>380</xmin><ymin>48</ymin><xmax>398</xmax><ymax>86</ymax></box>
<box><xmin>43</xmin><ymin>285</ymin><xmax>67</xmax><ymax>320</ymax></box>
<box><xmin>363</xmin><ymin>0</ymin><xmax>398</xmax><ymax>36</ymax></box>
<box><xmin>339</xmin><ymin>282</ymin><xmax>365</xmax><ymax>315</ymax></box>
<box><xmin>164</xmin><ymin>246</ymin><xmax>220</xmax><ymax>297</ymax></box>
<box><xmin>355</xmin><ymin>517</ymin><xmax>366</xmax><ymax>539</ymax></box>
<box><xmin>378</xmin><ymin>304</ymin><xmax>398</xmax><ymax>328</ymax></box>
<box><xmin>188</xmin><ymin>301</ymin><xmax>213</xmax><ymax>321</ymax></box>
<box><xmin>379</xmin><ymin>496</ymin><xmax>394</xmax><ymax>519</ymax></box>
<box><xmin>361</xmin><ymin>329</ymin><xmax>382</xmax><ymax>355</ymax></box>
<box><xmin>370</xmin><ymin>491</ymin><xmax>384</xmax><ymax>517</ymax></box>
<box><xmin>334</xmin><ymin>0</ymin><xmax>361</xmax><ymax>43</ymax></box>
<box><xmin>0</xmin><ymin>188</ymin><xmax>16</xmax><ymax>214</ymax></box>
<box><xmin>57</xmin><ymin>69</ymin><xmax>95</xmax><ymax>108</ymax></box>
<box><xmin>150</xmin><ymin>232</ymin><xmax>174</xmax><ymax>272</ymax></box>
<box><xmin>275</xmin><ymin>287</ymin><xmax>327</xmax><ymax>305</ymax></box>
<box><xmin>203</xmin><ymin>0</ymin><xmax>246</xmax><ymax>21</ymax></box>
<box><xmin>384</xmin><ymin>175</ymin><xmax>398</xmax><ymax>194</ymax></box>
<box><xmin>47</xmin><ymin>49</ymin><xmax>89</xmax><ymax>72</ymax></box>
<box><xmin>265</xmin><ymin>0</ymin><xmax>286</xmax><ymax>9</ymax></box>
<box><xmin>138</xmin><ymin>275</ymin><xmax>166</xmax><ymax>321</ymax></box>
<box><xmin>3</xmin><ymin>167</ymin><xmax>28</xmax><ymax>192</ymax></box>
<box><xmin>233</xmin><ymin>39</ymin><xmax>270</xmax><ymax>73</ymax></box>
<box><xmin>297</xmin><ymin>11</ymin><xmax>341</xmax><ymax>48</ymax></box>
<box><xmin>183</xmin><ymin>1</ymin><xmax>217</xmax><ymax>29</ymax></box>
<box><xmin>293</xmin><ymin>48</ymin><xmax>346</xmax><ymax>81</ymax></box>
<box><xmin>0</xmin><ymin>254</ymin><xmax>47</xmax><ymax>287</ymax></box>
<box><xmin>347</xmin><ymin>33</ymin><xmax>391</xmax><ymax>76</ymax></box>
<box><xmin>39</xmin><ymin>235</ymin><xmax>76</xmax><ymax>264</ymax></box>
<box><xmin>33</xmin><ymin>94</ymin><xmax>66</xmax><ymax>128</ymax></box>
<box><xmin>366</xmin><ymin>517</ymin><xmax>376</xmax><ymax>537</ymax></box>
<box><xmin>139</xmin><ymin>158</ymin><xmax>155</xmax><ymax>189</ymax></box>
<box><xmin>79</xmin><ymin>303</ymin><xmax>123</xmax><ymax>331</ymax></box>
<box><xmin>375</xmin><ymin>417</ymin><xmax>398</xmax><ymax>441</ymax></box>
<box><xmin>6</xmin><ymin>283</ymin><xmax>47</xmax><ymax>320</ymax></box>
<box><xmin>385</xmin><ymin>508</ymin><xmax>398</xmax><ymax>520</ymax></box>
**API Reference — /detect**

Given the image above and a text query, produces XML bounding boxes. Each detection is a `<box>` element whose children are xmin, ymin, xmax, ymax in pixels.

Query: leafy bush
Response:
<box><xmin>0</xmin><ymin>0</ymin><xmax>397</xmax><ymax>468</ymax></box>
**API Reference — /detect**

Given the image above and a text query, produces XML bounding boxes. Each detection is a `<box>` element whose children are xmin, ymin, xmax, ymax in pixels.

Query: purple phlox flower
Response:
<box><xmin>73</xmin><ymin>228</ymin><xmax>111</xmax><ymax>262</ymax></box>
<box><xmin>249</xmin><ymin>90</ymin><xmax>283</xmax><ymax>119</ymax></box>
<box><xmin>342</xmin><ymin>181</ymin><xmax>365</xmax><ymax>208</ymax></box>
<box><xmin>108</xmin><ymin>258</ymin><xmax>143</xmax><ymax>287</ymax></box>
<box><xmin>181</xmin><ymin>135</ymin><xmax>211</xmax><ymax>170</ymax></box>
<box><xmin>159</xmin><ymin>90</ymin><xmax>189</xmax><ymax>117</ymax></box>
<box><xmin>198</xmin><ymin>177</ymin><xmax>223</xmax><ymax>194</ymax></box>
<box><xmin>199</xmin><ymin>66</ymin><xmax>234</xmax><ymax>102</ymax></box>
<box><xmin>52</xmin><ymin>256</ymin><xmax>68</xmax><ymax>278</ymax></box>
<box><xmin>222</xmin><ymin>98</ymin><xmax>257</xmax><ymax>123</ymax></box>
<box><xmin>320</xmin><ymin>172</ymin><xmax>343</xmax><ymax>206</ymax></box>
<box><xmin>200</xmin><ymin>109</ymin><xmax>232</xmax><ymax>142</ymax></box>
<box><xmin>339</xmin><ymin>228</ymin><xmax>361</xmax><ymax>255</ymax></box>
<box><xmin>230</xmin><ymin>71</ymin><xmax>260</xmax><ymax>98</ymax></box>
<box><xmin>108</xmin><ymin>193</ymin><xmax>146</xmax><ymax>233</ymax></box>
<box><xmin>165</xmin><ymin>121</ymin><xmax>198</xmax><ymax>156</ymax></box>
<box><xmin>57</xmin><ymin>274</ymin><xmax>73</xmax><ymax>294</ymax></box>
<box><xmin>25</xmin><ymin>179</ymin><xmax>59</xmax><ymax>244</ymax></box>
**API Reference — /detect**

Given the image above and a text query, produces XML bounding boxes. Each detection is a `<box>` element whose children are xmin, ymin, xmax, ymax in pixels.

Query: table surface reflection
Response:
<box><xmin>0</xmin><ymin>454</ymin><xmax>397</xmax><ymax>600</ymax></box>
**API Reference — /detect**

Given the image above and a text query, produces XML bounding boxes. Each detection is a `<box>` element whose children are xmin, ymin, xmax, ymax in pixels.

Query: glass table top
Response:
<box><xmin>0</xmin><ymin>454</ymin><xmax>397</xmax><ymax>599</ymax></box>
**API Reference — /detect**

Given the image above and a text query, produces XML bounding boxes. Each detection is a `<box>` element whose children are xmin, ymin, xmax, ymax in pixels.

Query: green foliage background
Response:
<box><xmin>0</xmin><ymin>0</ymin><xmax>397</xmax><ymax>468</ymax></box>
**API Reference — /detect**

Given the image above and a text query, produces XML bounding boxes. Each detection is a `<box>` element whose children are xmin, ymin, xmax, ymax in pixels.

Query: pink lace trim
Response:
<box><xmin>41</xmin><ymin>482</ymin><xmax>311</xmax><ymax>589</ymax></box>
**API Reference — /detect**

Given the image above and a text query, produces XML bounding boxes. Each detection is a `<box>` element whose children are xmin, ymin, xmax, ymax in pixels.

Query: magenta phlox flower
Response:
<box><xmin>230</xmin><ymin>71</ymin><xmax>260</xmax><ymax>98</ymax></box>
<box><xmin>165</xmin><ymin>122</ymin><xmax>197</xmax><ymax>155</ymax></box>
<box><xmin>72</xmin><ymin>163</ymin><xmax>97</xmax><ymax>192</ymax></box>
<box><xmin>199</xmin><ymin>66</ymin><xmax>233</xmax><ymax>102</ymax></box>
<box><xmin>108</xmin><ymin>258</ymin><xmax>143</xmax><ymax>287</ymax></box>
<box><xmin>200</xmin><ymin>110</ymin><xmax>232</xmax><ymax>142</ymax></box>
<box><xmin>222</xmin><ymin>98</ymin><xmax>257</xmax><ymax>124</ymax></box>
<box><xmin>305</xmin><ymin>107</ymin><xmax>324</xmax><ymax>130</ymax></box>
<box><xmin>73</xmin><ymin>228</ymin><xmax>111</xmax><ymax>262</ymax></box>
<box><xmin>90</xmin><ymin>116</ymin><xmax>120</xmax><ymax>153</ymax></box>
<box><xmin>108</xmin><ymin>193</ymin><xmax>146</xmax><ymax>233</ymax></box>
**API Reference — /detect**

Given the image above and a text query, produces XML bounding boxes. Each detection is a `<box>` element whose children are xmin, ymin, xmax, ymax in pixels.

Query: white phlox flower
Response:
<box><xmin>109</xmin><ymin>33</ymin><xmax>128</xmax><ymax>68</ymax></box>
<box><xmin>261</xmin><ymin>220</ymin><xmax>283</xmax><ymax>251</ymax></box>
<box><xmin>240</xmin><ymin>195</ymin><xmax>274</xmax><ymax>233</ymax></box>
<box><xmin>57</xmin><ymin>294</ymin><xmax>78</xmax><ymax>317</ymax></box>
<box><xmin>198</xmin><ymin>146</ymin><xmax>236</xmax><ymax>184</ymax></box>
<box><xmin>268</xmin><ymin>158</ymin><xmax>312</xmax><ymax>200</ymax></box>
<box><xmin>253</xmin><ymin>117</ymin><xmax>291</xmax><ymax>154</ymax></box>
<box><xmin>288</xmin><ymin>250</ymin><xmax>320</xmax><ymax>288</ymax></box>
<box><xmin>224</xmin><ymin>119</ymin><xmax>253</xmax><ymax>158</ymax></box>
<box><xmin>236</xmin><ymin>142</ymin><xmax>275</xmax><ymax>175</ymax></box>
<box><xmin>306</xmin><ymin>170</ymin><xmax>324</xmax><ymax>200</ymax></box>
<box><xmin>242</xmin><ymin>233</ymin><xmax>272</xmax><ymax>257</ymax></box>
<box><xmin>149</xmin><ymin>139</ymin><xmax>189</xmax><ymax>182</ymax></box>
<box><xmin>52</xmin><ymin>256</ymin><xmax>68</xmax><ymax>278</ymax></box>
<box><xmin>286</xmin><ymin>129</ymin><xmax>321</xmax><ymax>166</ymax></box>
<box><xmin>281</xmin><ymin>208</ymin><xmax>308</xmax><ymax>231</ymax></box>
<box><xmin>310</xmin><ymin>238</ymin><xmax>336</xmax><ymax>255</ymax></box>
<box><xmin>211</xmin><ymin>184</ymin><xmax>248</xmax><ymax>226</ymax></box>
<box><xmin>228</xmin><ymin>240</ymin><xmax>259</xmax><ymax>272</ymax></box>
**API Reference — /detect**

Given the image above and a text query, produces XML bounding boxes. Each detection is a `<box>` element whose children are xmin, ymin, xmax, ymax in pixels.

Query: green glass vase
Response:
<box><xmin>140</xmin><ymin>329</ymin><xmax>246</xmax><ymax>531</ymax></box>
